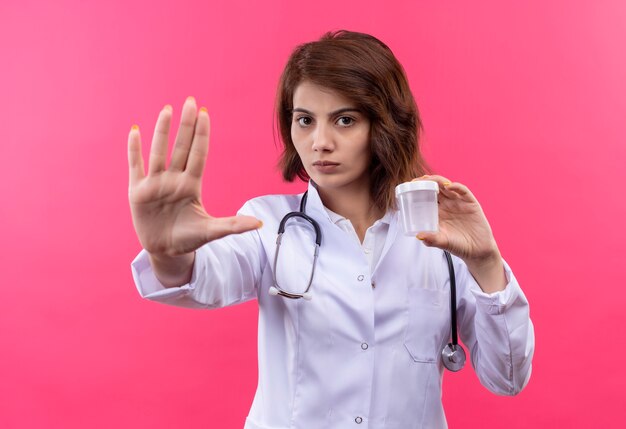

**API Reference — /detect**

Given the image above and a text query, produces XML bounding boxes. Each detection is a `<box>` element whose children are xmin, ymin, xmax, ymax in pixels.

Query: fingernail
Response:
<box><xmin>131</xmin><ymin>124</ymin><xmax>139</xmax><ymax>131</ymax></box>
<box><xmin>199</xmin><ymin>106</ymin><xmax>208</xmax><ymax>113</ymax></box>
<box><xmin>416</xmin><ymin>234</ymin><xmax>425</xmax><ymax>240</ymax></box>
<box><xmin>257</xmin><ymin>220</ymin><xmax>263</xmax><ymax>228</ymax></box>
<box><xmin>186</xmin><ymin>96</ymin><xmax>196</xmax><ymax>103</ymax></box>
<box><xmin>163</xmin><ymin>104</ymin><xmax>173</xmax><ymax>112</ymax></box>
<box><xmin>443</xmin><ymin>181</ymin><xmax>451</xmax><ymax>187</ymax></box>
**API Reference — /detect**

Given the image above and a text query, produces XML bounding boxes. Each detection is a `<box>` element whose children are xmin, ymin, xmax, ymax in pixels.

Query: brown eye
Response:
<box><xmin>297</xmin><ymin>116</ymin><xmax>313</xmax><ymax>126</ymax></box>
<box><xmin>337</xmin><ymin>116</ymin><xmax>354</xmax><ymax>126</ymax></box>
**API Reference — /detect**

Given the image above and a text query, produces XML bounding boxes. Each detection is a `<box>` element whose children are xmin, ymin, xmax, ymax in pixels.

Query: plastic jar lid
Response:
<box><xmin>395</xmin><ymin>180</ymin><xmax>439</xmax><ymax>197</ymax></box>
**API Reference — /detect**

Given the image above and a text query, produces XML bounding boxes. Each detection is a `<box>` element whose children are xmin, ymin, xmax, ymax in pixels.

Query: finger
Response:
<box><xmin>411</xmin><ymin>174</ymin><xmax>455</xmax><ymax>203</ymax></box>
<box><xmin>169</xmin><ymin>96</ymin><xmax>198</xmax><ymax>171</ymax></box>
<box><xmin>186</xmin><ymin>107</ymin><xmax>210</xmax><ymax>178</ymax></box>
<box><xmin>424</xmin><ymin>174</ymin><xmax>453</xmax><ymax>189</ymax></box>
<box><xmin>205</xmin><ymin>215</ymin><xmax>263</xmax><ymax>242</ymax></box>
<box><xmin>148</xmin><ymin>105</ymin><xmax>173</xmax><ymax>175</ymax></box>
<box><xmin>411</xmin><ymin>174</ymin><xmax>454</xmax><ymax>191</ymax></box>
<box><xmin>414</xmin><ymin>174</ymin><xmax>473</xmax><ymax>200</ymax></box>
<box><xmin>128</xmin><ymin>124</ymin><xmax>145</xmax><ymax>185</ymax></box>
<box><xmin>440</xmin><ymin>181</ymin><xmax>477</xmax><ymax>203</ymax></box>
<box><xmin>411</xmin><ymin>174</ymin><xmax>436</xmax><ymax>182</ymax></box>
<box><xmin>438</xmin><ymin>184</ymin><xmax>463</xmax><ymax>201</ymax></box>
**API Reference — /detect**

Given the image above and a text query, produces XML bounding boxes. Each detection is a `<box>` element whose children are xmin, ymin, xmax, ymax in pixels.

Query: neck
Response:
<box><xmin>316</xmin><ymin>182</ymin><xmax>384</xmax><ymax>242</ymax></box>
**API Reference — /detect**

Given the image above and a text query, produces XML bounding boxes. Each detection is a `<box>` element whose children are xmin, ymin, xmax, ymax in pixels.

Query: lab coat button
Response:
<box><xmin>355</xmin><ymin>416</ymin><xmax>363</xmax><ymax>424</ymax></box>
<box><xmin>357</xmin><ymin>275</ymin><xmax>364</xmax><ymax>281</ymax></box>
<box><xmin>361</xmin><ymin>342</ymin><xmax>369</xmax><ymax>350</ymax></box>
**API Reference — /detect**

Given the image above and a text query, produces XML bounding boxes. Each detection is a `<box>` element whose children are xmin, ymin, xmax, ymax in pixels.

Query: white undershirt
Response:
<box><xmin>324</xmin><ymin>208</ymin><xmax>393</xmax><ymax>275</ymax></box>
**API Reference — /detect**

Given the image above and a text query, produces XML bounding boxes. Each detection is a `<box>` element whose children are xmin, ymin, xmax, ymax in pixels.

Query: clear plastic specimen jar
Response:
<box><xmin>395</xmin><ymin>180</ymin><xmax>439</xmax><ymax>235</ymax></box>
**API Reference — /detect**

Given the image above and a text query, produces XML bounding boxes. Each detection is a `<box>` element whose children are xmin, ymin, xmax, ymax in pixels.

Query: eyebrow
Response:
<box><xmin>292</xmin><ymin>107</ymin><xmax>361</xmax><ymax>117</ymax></box>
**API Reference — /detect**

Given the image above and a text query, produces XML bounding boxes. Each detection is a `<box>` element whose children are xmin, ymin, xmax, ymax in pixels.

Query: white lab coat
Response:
<box><xmin>132</xmin><ymin>182</ymin><xmax>534</xmax><ymax>429</ymax></box>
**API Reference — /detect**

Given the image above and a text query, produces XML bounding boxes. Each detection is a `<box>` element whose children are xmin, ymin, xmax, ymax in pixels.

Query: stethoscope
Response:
<box><xmin>268</xmin><ymin>191</ymin><xmax>466</xmax><ymax>372</ymax></box>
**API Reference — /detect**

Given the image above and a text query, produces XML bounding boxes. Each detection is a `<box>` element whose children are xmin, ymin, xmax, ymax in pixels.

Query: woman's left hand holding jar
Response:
<box><xmin>413</xmin><ymin>175</ymin><xmax>507</xmax><ymax>293</ymax></box>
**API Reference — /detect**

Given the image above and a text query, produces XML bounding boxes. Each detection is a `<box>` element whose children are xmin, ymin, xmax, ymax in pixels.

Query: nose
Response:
<box><xmin>311</xmin><ymin>123</ymin><xmax>334</xmax><ymax>152</ymax></box>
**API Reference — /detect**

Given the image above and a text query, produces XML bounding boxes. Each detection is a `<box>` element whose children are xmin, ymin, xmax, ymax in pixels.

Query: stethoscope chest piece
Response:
<box><xmin>441</xmin><ymin>343</ymin><xmax>466</xmax><ymax>372</ymax></box>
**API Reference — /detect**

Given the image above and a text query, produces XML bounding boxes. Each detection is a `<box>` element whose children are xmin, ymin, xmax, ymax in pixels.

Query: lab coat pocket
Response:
<box><xmin>404</xmin><ymin>287</ymin><xmax>449</xmax><ymax>364</ymax></box>
<box><xmin>387</xmin><ymin>287</ymin><xmax>448</xmax><ymax>427</ymax></box>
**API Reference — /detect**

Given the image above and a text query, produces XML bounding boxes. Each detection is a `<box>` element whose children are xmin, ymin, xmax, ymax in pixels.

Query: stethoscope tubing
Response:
<box><xmin>443</xmin><ymin>250</ymin><xmax>458</xmax><ymax>348</ymax></box>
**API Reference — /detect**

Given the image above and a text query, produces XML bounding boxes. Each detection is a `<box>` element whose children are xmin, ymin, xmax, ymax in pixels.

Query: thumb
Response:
<box><xmin>206</xmin><ymin>215</ymin><xmax>263</xmax><ymax>241</ymax></box>
<box><xmin>416</xmin><ymin>231</ymin><xmax>448</xmax><ymax>249</ymax></box>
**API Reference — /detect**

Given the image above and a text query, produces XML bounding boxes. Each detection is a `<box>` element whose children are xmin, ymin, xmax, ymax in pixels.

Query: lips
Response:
<box><xmin>312</xmin><ymin>160</ymin><xmax>340</xmax><ymax>173</ymax></box>
<box><xmin>313</xmin><ymin>161</ymin><xmax>340</xmax><ymax>166</ymax></box>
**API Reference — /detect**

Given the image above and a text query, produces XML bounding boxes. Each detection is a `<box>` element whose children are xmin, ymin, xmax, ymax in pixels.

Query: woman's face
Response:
<box><xmin>291</xmin><ymin>81</ymin><xmax>371</xmax><ymax>195</ymax></box>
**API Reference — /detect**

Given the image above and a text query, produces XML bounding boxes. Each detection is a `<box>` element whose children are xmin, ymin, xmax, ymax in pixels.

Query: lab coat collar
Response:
<box><xmin>305</xmin><ymin>181</ymin><xmax>400</xmax><ymax>274</ymax></box>
<box><xmin>303</xmin><ymin>181</ymin><xmax>334</xmax><ymax>223</ymax></box>
<box><xmin>325</xmin><ymin>205</ymin><xmax>394</xmax><ymax>227</ymax></box>
<box><xmin>305</xmin><ymin>180</ymin><xmax>398</xmax><ymax>225</ymax></box>
<box><xmin>375</xmin><ymin>211</ymin><xmax>399</xmax><ymax>274</ymax></box>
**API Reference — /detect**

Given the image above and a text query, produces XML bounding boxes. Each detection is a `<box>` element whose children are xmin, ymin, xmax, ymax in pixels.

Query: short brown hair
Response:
<box><xmin>276</xmin><ymin>30</ymin><xmax>430</xmax><ymax>211</ymax></box>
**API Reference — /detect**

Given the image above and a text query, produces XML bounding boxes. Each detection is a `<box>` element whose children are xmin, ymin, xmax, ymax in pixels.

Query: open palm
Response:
<box><xmin>128</xmin><ymin>97</ymin><xmax>261</xmax><ymax>258</ymax></box>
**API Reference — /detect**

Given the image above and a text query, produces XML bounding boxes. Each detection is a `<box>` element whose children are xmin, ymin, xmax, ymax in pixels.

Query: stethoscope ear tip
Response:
<box><xmin>269</xmin><ymin>286</ymin><xmax>279</xmax><ymax>296</ymax></box>
<box><xmin>302</xmin><ymin>292</ymin><xmax>313</xmax><ymax>301</ymax></box>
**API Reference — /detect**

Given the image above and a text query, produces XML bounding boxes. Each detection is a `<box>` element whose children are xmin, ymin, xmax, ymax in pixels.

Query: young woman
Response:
<box><xmin>129</xmin><ymin>30</ymin><xmax>534</xmax><ymax>429</ymax></box>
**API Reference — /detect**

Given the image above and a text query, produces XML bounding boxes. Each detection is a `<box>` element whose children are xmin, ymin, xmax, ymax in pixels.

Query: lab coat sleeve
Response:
<box><xmin>455</xmin><ymin>258</ymin><xmax>535</xmax><ymax>395</ymax></box>
<box><xmin>130</xmin><ymin>201</ymin><xmax>266</xmax><ymax>309</ymax></box>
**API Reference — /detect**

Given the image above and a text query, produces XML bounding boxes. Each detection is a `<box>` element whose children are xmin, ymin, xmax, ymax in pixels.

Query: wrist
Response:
<box><xmin>465</xmin><ymin>250</ymin><xmax>507</xmax><ymax>294</ymax></box>
<box><xmin>464</xmin><ymin>248</ymin><xmax>501</xmax><ymax>273</ymax></box>
<box><xmin>148</xmin><ymin>251</ymin><xmax>195</xmax><ymax>288</ymax></box>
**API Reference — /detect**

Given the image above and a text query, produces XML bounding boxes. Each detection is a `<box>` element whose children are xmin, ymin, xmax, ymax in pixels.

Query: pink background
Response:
<box><xmin>1</xmin><ymin>0</ymin><xmax>625</xmax><ymax>427</ymax></box>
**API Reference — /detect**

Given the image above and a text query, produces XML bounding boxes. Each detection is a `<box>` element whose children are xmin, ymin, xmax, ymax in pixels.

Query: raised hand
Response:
<box><xmin>128</xmin><ymin>97</ymin><xmax>262</xmax><ymax>262</ymax></box>
<box><xmin>414</xmin><ymin>175</ymin><xmax>507</xmax><ymax>292</ymax></box>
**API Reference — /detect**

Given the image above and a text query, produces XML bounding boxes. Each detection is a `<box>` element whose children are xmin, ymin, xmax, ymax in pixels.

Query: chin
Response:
<box><xmin>309</xmin><ymin>174</ymin><xmax>359</xmax><ymax>192</ymax></box>
<box><xmin>309</xmin><ymin>174</ymin><xmax>339</xmax><ymax>188</ymax></box>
